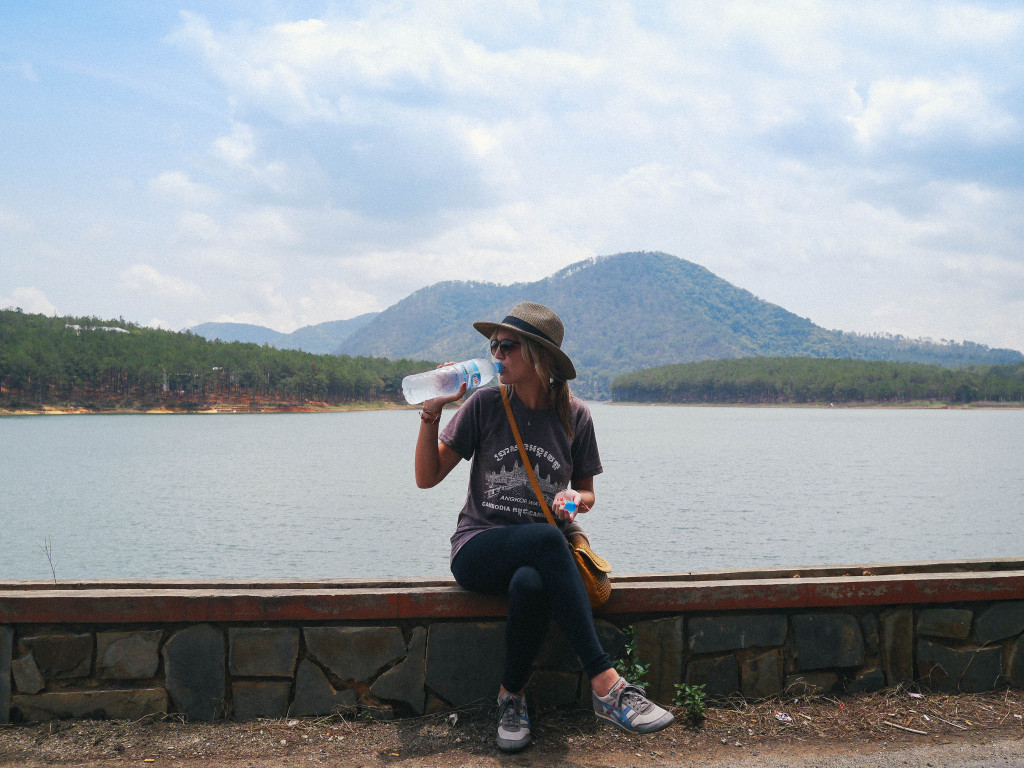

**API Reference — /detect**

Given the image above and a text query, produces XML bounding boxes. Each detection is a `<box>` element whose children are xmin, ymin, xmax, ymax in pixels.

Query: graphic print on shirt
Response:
<box><xmin>483</xmin><ymin>442</ymin><xmax>562</xmax><ymax>520</ymax></box>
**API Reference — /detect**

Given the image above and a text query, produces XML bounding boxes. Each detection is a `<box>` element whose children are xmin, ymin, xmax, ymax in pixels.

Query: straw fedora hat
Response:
<box><xmin>474</xmin><ymin>301</ymin><xmax>577</xmax><ymax>380</ymax></box>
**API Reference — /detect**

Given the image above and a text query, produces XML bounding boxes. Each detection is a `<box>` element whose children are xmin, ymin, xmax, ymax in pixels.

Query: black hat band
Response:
<box><xmin>502</xmin><ymin>315</ymin><xmax>558</xmax><ymax>347</ymax></box>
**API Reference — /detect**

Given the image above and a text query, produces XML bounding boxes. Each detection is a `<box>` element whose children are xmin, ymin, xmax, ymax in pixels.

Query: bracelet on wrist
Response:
<box><xmin>420</xmin><ymin>408</ymin><xmax>441</xmax><ymax>425</ymax></box>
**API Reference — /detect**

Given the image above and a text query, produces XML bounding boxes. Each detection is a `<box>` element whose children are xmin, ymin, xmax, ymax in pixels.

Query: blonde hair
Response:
<box><xmin>498</xmin><ymin>332</ymin><xmax>574</xmax><ymax>439</ymax></box>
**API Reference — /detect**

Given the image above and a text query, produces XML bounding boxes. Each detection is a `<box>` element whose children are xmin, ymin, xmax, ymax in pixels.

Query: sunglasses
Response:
<box><xmin>489</xmin><ymin>338</ymin><xmax>521</xmax><ymax>356</ymax></box>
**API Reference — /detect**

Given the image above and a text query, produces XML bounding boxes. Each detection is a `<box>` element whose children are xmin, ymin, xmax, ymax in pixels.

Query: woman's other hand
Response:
<box><xmin>552</xmin><ymin>489</ymin><xmax>583</xmax><ymax>523</ymax></box>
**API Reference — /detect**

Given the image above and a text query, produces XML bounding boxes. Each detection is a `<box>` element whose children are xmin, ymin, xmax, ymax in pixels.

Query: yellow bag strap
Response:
<box><xmin>500</xmin><ymin>385</ymin><xmax>559</xmax><ymax>528</ymax></box>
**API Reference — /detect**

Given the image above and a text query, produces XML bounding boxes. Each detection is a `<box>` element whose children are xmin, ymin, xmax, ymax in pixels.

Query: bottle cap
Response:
<box><xmin>564</xmin><ymin>500</ymin><xmax>577</xmax><ymax>513</ymax></box>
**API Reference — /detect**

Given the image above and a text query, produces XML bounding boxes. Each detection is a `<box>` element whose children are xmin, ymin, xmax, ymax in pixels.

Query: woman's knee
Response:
<box><xmin>508</xmin><ymin>565</ymin><xmax>544</xmax><ymax>597</ymax></box>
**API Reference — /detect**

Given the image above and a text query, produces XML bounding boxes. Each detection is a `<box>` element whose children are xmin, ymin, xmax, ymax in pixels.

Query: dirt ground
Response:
<box><xmin>2</xmin><ymin>688</ymin><xmax>1023</xmax><ymax>768</ymax></box>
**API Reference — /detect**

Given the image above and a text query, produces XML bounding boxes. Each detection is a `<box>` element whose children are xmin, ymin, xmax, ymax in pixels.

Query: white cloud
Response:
<box><xmin>933</xmin><ymin>6</ymin><xmax>1024</xmax><ymax>45</ymax></box>
<box><xmin>1</xmin><ymin>60</ymin><xmax>37</xmax><ymax>82</ymax></box>
<box><xmin>174</xmin><ymin>211</ymin><xmax>221</xmax><ymax>242</ymax></box>
<box><xmin>0</xmin><ymin>207</ymin><xmax>33</xmax><ymax>233</ymax></box>
<box><xmin>297</xmin><ymin>278</ymin><xmax>381</xmax><ymax>326</ymax></box>
<box><xmin>0</xmin><ymin>287</ymin><xmax>57</xmax><ymax>315</ymax></box>
<box><xmin>117</xmin><ymin>265</ymin><xmax>205</xmax><ymax>303</ymax></box>
<box><xmin>212</xmin><ymin>122</ymin><xmax>256</xmax><ymax>167</ymax></box>
<box><xmin>148</xmin><ymin>171</ymin><xmax>219</xmax><ymax>207</ymax></box>
<box><xmin>171</xmin><ymin>8</ymin><xmax>606</xmax><ymax>124</ymax></box>
<box><xmin>208</xmin><ymin>122</ymin><xmax>298</xmax><ymax>196</ymax></box>
<box><xmin>850</xmin><ymin>76</ymin><xmax>1017</xmax><ymax>148</ymax></box>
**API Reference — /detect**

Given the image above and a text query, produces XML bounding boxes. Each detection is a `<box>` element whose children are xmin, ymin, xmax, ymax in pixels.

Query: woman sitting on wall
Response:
<box><xmin>414</xmin><ymin>301</ymin><xmax>674</xmax><ymax>753</ymax></box>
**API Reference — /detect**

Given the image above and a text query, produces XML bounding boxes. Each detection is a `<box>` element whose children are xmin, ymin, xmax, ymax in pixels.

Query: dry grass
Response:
<box><xmin>692</xmin><ymin>685</ymin><xmax>1024</xmax><ymax>744</ymax></box>
<box><xmin>1</xmin><ymin>687</ymin><xmax>1022</xmax><ymax>766</ymax></box>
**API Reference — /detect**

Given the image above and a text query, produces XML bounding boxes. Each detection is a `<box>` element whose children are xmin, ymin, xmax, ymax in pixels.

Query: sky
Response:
<box><xmin>2</xmin><ymin>1</ymin><xmax>1023</xmax><ymax>353</ymax></box>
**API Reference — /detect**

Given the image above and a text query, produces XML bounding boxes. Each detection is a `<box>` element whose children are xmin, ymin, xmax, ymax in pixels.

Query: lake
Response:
<box><xmin>1</xmin><ymin>405</ymin><xmax>1022</xmax><ymax>580</ymax></box>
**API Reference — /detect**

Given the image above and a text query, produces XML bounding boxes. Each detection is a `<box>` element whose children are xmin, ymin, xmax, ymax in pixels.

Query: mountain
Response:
<box><xmin>189</xmin><ymin>322</ymin><xmax>286</xmax><ymax>346</ymax></box>
<box><xmin>280</xmin><ymin>314</ymin><xmax>379</xmax><ymax>353</ymax></box>
<box><xmin>335</xmin><ymin>252</ymin><xmax>1022</xmax><ymax>399</ymax></box>
<box><xmin>190</xmin><ymin>313</ymin><xmax>378</xmax><ymax>354</ymax></box>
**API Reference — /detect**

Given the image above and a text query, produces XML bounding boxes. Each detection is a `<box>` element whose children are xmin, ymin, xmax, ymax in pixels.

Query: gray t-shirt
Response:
<box><xmin>440</xmin><ymin>386</ymin><xmax>604</xmax><ymax>563</ymax></box>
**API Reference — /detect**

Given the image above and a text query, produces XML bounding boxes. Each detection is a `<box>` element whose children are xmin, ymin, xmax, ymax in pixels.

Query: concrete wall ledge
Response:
<box><xmin>4</xmin><ymin>559</ymin><xmax>1023</xmax><ymax>724</ymax></box>
<box><xmin>3</xmin><ymin>558</ymin><xmax>1023</xmax><ymax>625</ymax></box>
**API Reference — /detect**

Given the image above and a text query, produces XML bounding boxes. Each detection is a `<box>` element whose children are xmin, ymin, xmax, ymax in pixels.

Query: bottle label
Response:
<box><xmin>466</xmin><ymin>360</ymin><xmax>482</xmax><ymax>389</ymax></box>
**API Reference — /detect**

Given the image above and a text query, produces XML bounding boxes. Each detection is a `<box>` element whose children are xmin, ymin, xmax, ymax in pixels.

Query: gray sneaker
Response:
<box><xmin>495</xmin><ymin>691</ymin><xmax>531</xmax><ymax>752</ymax></box>
<box><xmin>593</xmin><ymin>677</ymin><xmax>674</xmax><ymax>734</ymax></box>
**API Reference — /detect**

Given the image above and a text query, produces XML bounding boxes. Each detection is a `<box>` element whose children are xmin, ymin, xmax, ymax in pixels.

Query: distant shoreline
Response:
<box><xmin>598</xmin><ymin>399</ymin><xmax>1024</xmax><ymax>411</ymax></box>
<box><xmin>0</xmin><ymin>400</ymin><xmax>416</xmax><ymax>416</ymax></box>
<box><xmin>4</xmin><ymin>399</ymin><xmax>1022</xmax><ymax>415</ymax></box>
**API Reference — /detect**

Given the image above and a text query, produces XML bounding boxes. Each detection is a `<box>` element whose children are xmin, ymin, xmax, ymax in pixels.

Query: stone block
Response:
<box><xmin>861</xmin><ymin>614</ymin><xmax>879</xmax><ymax>655</ymax></box>
<box><xmin>688</xmin><ymin>614</ymin><xmax>786</xmax><ymax>655</ymax></box>
<box><xmin>741</xmin><ymin>649</ymin><xmax>783</xmax><ymax>699</ymax></box>
<box><xmin>304</xmin><ymin>627</ymin><xmax>405</xmax><ymax>682</ymax></box>
<box><xmin>232</xmin><ymin>681</ymin><xmax>292</xmax><ymax>720</ymax></box>
<box><xmin>532</xmin><ymin>620</ymin><xmax>624</xmax><ymax>676</ymax></box>
<box><xmin>685</xmin><ymin>655</ymin><xmax>739</xmax><ymax>698</ymax></box>
<box><xmin>17</xmin><ymin>633</ymin><xmax>92</xmax><ymax>680</ymax></box>
<box><xmin>291</xmin><ymin>659</ymin><xmax>357</xmax><ymax>717</ymax></box>
<box><xmin>880</xmin><ymin>608</ymin><xmax>914</xmax><ymax>686</ymax></box>
<box><xmin>12</xmin><ymin>653</ymin><xmax>45</xmax><ymax>694</ymax></box>
<box><xmin>596</xmin><ymin>621</ymin><xmax>626</xmax><ymax>662</ymax></box>
<box><xmin>974</xmin><ymin>601</ymin><xmax>1024</xmax><ymax>645</ymax></box>
<box><xmin>916</xmin><ymin>608</ymin><xmax>973</xmax><ymax>640</ymax></box>
<box><xmin>917</xmin><ymin>639</ymin><xmax>1002</xmax><ymax>693</ymax></box>
<box><xmin>162</xmin><ymin>624</ymin><xmax>225</xmax><ymax>721</ymax></box>
<box><xmin>535</xmin><ymin>622</ymin><xmax>582</xmax><ymax>671</ymax></box>
<box><xmin>425</xmin><ymin>622</ymin><xmax>505</xmax><ymax>707</ymax></box>
<box><xmin>526</xmin><ymin>670</ymin><xmax>580</xmax><ymax>709</ymax></box>
<box><xmin>97</xmin><ymin>631</ymin><xmax>162</xmax><ymax>680</ymax></box>
<box><xmin>371</xmin><ymin>627</ymin><xmax>427</xmax><ymax>715</ymax></box>
<box><xmin>12</xmin><ymin>689</ymin><xmax>168</xmax><ymax>722</ymax></box>
<box><xmin>792</xmin><ymin>613</ymin><xmax>865</xmax><ymax>670</ymax></box>
<box><xmin>844</xmin><ymin>667</ymin><xmax>885</xmax><ymax>694</ymax></box>
<box><xmin>785</xmin><ymin>672</ymin><xmax>838</xmax><ymax>696</ymax></box>
<box><xmin>1008</xmin><ymin>636</ymin><xmax>1024</xmax><ymax>688</ymax></box>
<box><xmin>229</xmin><ymin>628</ymin><xmax>299</xmax><ymax>678</ymax></box>
<box><xmin>1</xmin><ymin>625</ymin><xmax>11</xmax><ymax>724</ymax></box>
<box><xmin>633</xmin><ymin>617</ymin><xmax>684</xmax><ymax>704</ymax></box>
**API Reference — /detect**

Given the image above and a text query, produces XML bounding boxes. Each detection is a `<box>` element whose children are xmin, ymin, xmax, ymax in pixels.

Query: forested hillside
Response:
<box><xmin>7</xmin><ymin>253</ymin><xmax>1023</xmax><ymax>410</ymax></box>
<box><xmin>611</xmin><ymin>357</ymin><xmax>1024</xmax><ymax>405</ymax></box>
<box><xmin>336</xmin><ymin>252</ymin><xmax>1022</xmax><ymax>399</ymax></box>
<box><xmin>0</xmin><ymin>310</ymin><xmax>428</xmax><ymax>411</ymax></box>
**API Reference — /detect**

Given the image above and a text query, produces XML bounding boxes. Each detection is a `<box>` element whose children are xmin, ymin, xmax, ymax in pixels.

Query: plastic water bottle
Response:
<box><xmin>401</xmin><ymin>358</ymin><xmax>501</xmax><ymax>404</ymax></box>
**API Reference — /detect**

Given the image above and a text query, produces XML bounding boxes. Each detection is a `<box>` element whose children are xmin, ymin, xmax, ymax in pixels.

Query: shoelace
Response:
<box><xmin>498</xmin><ymin>694</ymin><xmax>526</xmax><ymax>727</ymax></box>
<box><xmin>611</xmin><ymin>682</ymin><xmax>652</xmax><ymax>713</ymax></box>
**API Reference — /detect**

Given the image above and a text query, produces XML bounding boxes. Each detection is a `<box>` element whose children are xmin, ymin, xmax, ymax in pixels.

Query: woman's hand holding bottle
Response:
<box><xmin>421</xmin><ymin>363</ymin><xmax>467</xmax><ymax>416</ymax></box>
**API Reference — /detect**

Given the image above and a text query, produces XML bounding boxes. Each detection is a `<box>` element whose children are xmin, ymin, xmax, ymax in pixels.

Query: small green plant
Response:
<box><xmin>616</xmin><ymin>626</ymin><xmax>649</xmax><ymax>684</ymax></box>
<box><xmin>673</xmin><ymin>683</ymin><xmax>707</xmax><ymax>724</ymax></box>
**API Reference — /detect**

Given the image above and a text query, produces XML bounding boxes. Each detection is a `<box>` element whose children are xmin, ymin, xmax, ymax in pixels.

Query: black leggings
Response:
<box><xmin>451</xmin><ymin>523</ymin><xmax>613</xmax><ymax>693</ymax></box>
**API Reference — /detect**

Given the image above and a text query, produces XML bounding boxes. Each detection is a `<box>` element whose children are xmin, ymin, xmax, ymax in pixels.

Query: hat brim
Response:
<box><xmin>474</xmin><ymin>320</ymin><xmax>577</xmax><ymax>380</ymax></box>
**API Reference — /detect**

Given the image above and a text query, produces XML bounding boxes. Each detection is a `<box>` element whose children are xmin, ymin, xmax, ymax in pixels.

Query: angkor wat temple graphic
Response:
<box><xmin>484</xmin><ymin>461</ymin><xmax>559</xmax><ymax>500</ymax></box>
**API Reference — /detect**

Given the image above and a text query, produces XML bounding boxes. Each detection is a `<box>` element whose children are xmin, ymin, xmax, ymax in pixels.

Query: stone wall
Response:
<box><xmin>0</xmin><ymin>620</ymin><xmax>625</xmax><ymax>723</ymax></box>
<box><xmin>636</xmin><ymin>604</ymin><xmax>1024</xmax><ymax>705</ymax></box>
<box><xmin>3</xmin><ymin>600</ymin><xmax>1023</xmax><ymax>723</ymax></box>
